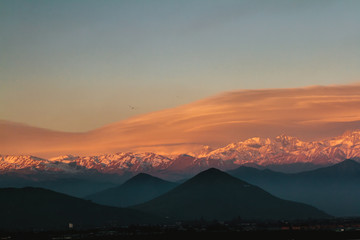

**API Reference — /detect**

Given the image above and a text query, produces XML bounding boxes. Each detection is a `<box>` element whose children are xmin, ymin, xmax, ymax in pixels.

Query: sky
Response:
<box><xmin>1</xmin><ymin>0</ymin><xmax>360</xmax><ymax>132</ymax></box>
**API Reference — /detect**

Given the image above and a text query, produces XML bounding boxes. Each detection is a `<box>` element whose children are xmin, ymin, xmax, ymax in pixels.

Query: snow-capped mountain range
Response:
<box><xmin>2</xmin><ymin>130</ymin><xmax>360</xmax><ymax>175</ymax></box>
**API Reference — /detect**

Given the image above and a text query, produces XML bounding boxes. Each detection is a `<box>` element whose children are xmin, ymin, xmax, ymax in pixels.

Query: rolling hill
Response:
<box><xmin>87</xmin><ymin>173</ymin><xmax>177</xmax><ymax>207</ymax></box>
<box><xmin>133</xmin><ymin>168</ymin><xmax>330</xmax><ymax>221</ymax></box>
<box><xmin>0</xmin><ymin>187</ymin><xmax>163</xmax><ymax>230</ymax></box>
<box><xmin>228</xmin><ymin>159</ymin><xmax>360</xmax><ymax>216</ymax></box>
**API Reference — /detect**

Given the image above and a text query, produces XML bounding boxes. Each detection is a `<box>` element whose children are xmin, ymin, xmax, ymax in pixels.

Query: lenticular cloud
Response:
<box><xmin>1</xmin><ymin>83</ymin><xmax>360</xmax><ymax>157</ymax></box>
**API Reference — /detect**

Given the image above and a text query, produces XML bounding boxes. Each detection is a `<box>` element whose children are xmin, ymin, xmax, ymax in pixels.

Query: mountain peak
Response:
<box><xmin>275</xmin><ymin>134</ymin><xmax>300</xmax><ymax>145</ymax></box>
<box><xmin>203</xmin><ymin>167</ymin><xmax>223</xmax><ymax>173</ymax></box>
<box><xmin>87</xmin><ymin>173</ymin><xmax>177</xmax><ymax>208</ymax></box>
<box><xmin>334</xmin><ymin>159</ymin><xmax>360</xmax><ymax>169</ymax></box>
<box><xmin>183</xmin><ymin>168</ymin><xmax>248</xmax><ymax>186</ymax></box>
<box><xmin>122</xmin><ymin>172</ymin><xmax>177</xmax><ymax>188</ymax></box>
<box><xmin>3</xmin><ymin>129</ymin><xmax>360</xmax><ymax>174</ymax></box>
<box><xmin>305</xmin><ymin>158</ymin><xmax>360</xmax><ymax>176</ymax></box>
<box><xmin>134</xmin><ymin>168</ymin><xmax>330</xmax><ymax>220</ymax></box>
<box><xmin>49</xmin><ymin>155</ymin><xmax>78</xmax><ymax>161</ymax></box>
<box><xmin>341</xmin><ymin>129</ymin><xmax>360</xmax><ymax>137</ymax></box>
<box><xmin>125</xmin><ymin>173</ymin><xmax>161</xmax><ymax>184</ymax></box>
<box><xmin>134</xmin><ymin>172</ymin><xmax>154</xmax><ymax>179</ymax></box>
<box><xmin>242</xmin><ymin>136</ymin><xmax>270</xmax><ymax>146</ymax></box>
<box><xmin>195</xmin><ymin>167</ymin><xmax>231</xmax><ymax>178</ymax></box>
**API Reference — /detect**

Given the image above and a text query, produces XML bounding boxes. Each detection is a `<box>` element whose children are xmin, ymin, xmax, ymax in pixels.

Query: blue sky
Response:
<box><xmin>1</xmin><ymin>0</ymin><xmax>360</xmax><ymax>131</ymax></box>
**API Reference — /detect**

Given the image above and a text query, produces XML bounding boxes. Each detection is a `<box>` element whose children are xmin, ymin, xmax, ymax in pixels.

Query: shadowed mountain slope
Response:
<box><xmin>133</xmin><ymin>168</ymin><xmax>330</xmax><ymax>221</ymax></box>
<box><xmin>0</xmin><ymin>187</ymin><xmax>163</xmax><ymax>230</ymax></box>
<box><xmin>86</xmin><ymin>173</ymin><xmax>177</xmax><ymax>207</ymax></box>
<box><xmin>228</xmin><ymin>159</ymin><xmax>360</xmax><ymax>216</ymax></box>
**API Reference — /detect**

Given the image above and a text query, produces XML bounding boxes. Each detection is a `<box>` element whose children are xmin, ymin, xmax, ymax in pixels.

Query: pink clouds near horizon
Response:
<box><xmin>1</xmin><ymin>84</ymin><xmax>360</xmax><ymax>157</ymax></box>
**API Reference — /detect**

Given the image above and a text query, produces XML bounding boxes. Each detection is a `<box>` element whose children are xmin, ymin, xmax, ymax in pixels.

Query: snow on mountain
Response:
<box><xmin>1</xmin><ymin>130</ymin><xmax>360</xmax><ymax>174</ymax></box>
<box><xmin>0</xmin><ymin>152</ymin><xmax>173</xmax><ymax>174</ymax></box>
<box><xmin>49</xmin><ymin>155</ymin><xmax>78</xmax><ymax>162</ymax></box>
<box><xmin>0</xmin><ymin>155</ymin><xmax>47</xmax><ymax>170</ymax></box>
<box><xmin>0</xmin><ymin>155</ymin><xmax>83</xmax><ymax>173</ymax></box>
<box><xmin>68</xmin><ymin>152</ymin><xmax>173</xmax><ymax>174</ymax></box>
<box><xmin>200</xmin><ymin>131</ymin><xmax>360</xmax><ymax>166</ymax></box>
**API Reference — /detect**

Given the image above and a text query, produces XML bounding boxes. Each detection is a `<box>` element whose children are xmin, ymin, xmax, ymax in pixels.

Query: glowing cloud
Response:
<box><xmin>1</xmin><ymin>84</ymin><xmax>360</xmax><ymax>157</ymax></box>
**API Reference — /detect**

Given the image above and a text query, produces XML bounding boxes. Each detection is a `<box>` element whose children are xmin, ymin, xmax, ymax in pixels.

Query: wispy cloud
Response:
<box><xmin>2</xmin><ymin>84</ymin><xmax>360</xmax><ymax>157</ymax></box>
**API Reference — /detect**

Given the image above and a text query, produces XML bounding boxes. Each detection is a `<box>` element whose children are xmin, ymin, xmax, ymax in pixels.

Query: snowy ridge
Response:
<box><xmin>2</xmin><ymin>130</ymin><xmax>360</xmax><ymax>174</ymax></box>
<box><xmin>0</xmin><ymin>152</ymin><xmax>173</xmax><ymax>174</ymax></box>
<box><xmin>0</xmin><ymin>155</ymin><xmax>83</xmax><ymax>173</ymax></box>
<box><xmin>200</xmin><ymin>131</ymin><xmax>360</xmax><ymax>166</ymax></box>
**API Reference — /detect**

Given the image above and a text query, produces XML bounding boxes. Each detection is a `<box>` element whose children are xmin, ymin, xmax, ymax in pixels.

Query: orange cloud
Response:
<box><xmin>1</xmin><ymin>83</ymin><xmax>360</xmax><ymax>157</ymax></box>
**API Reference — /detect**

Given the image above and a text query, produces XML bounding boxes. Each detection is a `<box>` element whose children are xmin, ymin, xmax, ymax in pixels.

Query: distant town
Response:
<box><xmin>2</xmin><ymin>218</ymin><xmax>360</xmax><ymax>240</ymax></box>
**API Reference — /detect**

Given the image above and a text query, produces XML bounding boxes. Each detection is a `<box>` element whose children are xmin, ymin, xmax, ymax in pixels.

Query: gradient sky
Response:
<box><xmin>1</xmin><ymin>0</ymin><xmax>360</xmax><ymax>132</ymax></box>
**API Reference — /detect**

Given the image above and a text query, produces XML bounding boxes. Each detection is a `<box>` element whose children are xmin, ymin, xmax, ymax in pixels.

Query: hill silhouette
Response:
<box><xmin>133</xmin><ymin>168</ymin><xmax>330</xmax><ymax>221</ymax></box>
<box><xmin>86</xmin><ymin>173</ymin><xmax>177</xmax><ymax>207</ymax></box>
<box><xmin>228</xmin><ymin>159</ymin><xmax>360</xmax><ymax>216</ymax></box>
<box><xmin>295</xmin><ymin>159</ymin><xmax>360</xmax><ymax>178</ymax></box>
<box><xmin>0</xmin><ymin>187</ymin><xmax>162</xmax><ymax>230</ymax></box>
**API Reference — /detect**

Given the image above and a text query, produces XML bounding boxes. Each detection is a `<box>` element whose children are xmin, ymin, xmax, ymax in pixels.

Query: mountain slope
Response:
<box><xmin>294</xmin><ymin>159</ymin><xmax>360</xmax><ymax>178</ymax></box>
<box><xmin>228</xmin><ymin>159</ymin><xmax>360</xmax><ymax>216</ymax></box>
<box><xmin>87</xmin><ymin>173</ymin><xmax>177</xmax><ymax>207</ymax></box>
<box><xmin>228</xmin><ymin>166</ymin><xmax>288</xmax><ymax>186</ymax></box>
<box><xmin>200</xmin><ymin>131</ymin><xmax>360</xmax><ymax>166</ymax></box>
<box><xmin>0</xmin><ymin>176</ymin><xmax>116</xmax><ymax>198</ymax></box>
<box><xmin>133</xmin><ymin>168</ymin><xmax>330</xmax><ymax>221</ymax></box>
<box><xmin>0</xmin><ymin>168</ymin><xmax>128</xmax><ymax>197</ymax></box>
<box><xmin>0</xmin><ymin>187</ymin><xmax>162</xmax><ymax>230</ymax></box>
<box><xmin>2</xmin><ymin>130</ymin><xmax>360</xmax><ymax>176</ymax></box>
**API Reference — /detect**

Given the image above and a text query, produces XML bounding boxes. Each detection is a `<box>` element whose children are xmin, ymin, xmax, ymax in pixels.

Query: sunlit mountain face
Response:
<box><xmin>1</xmin><ymin>84</ymin><xmax>360</xmax><ymax>158</ymax></box>
<box><xmin>1</xmin><ymin>130</ymin><xmax>360</xmax><ymax>177</ymax></box>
